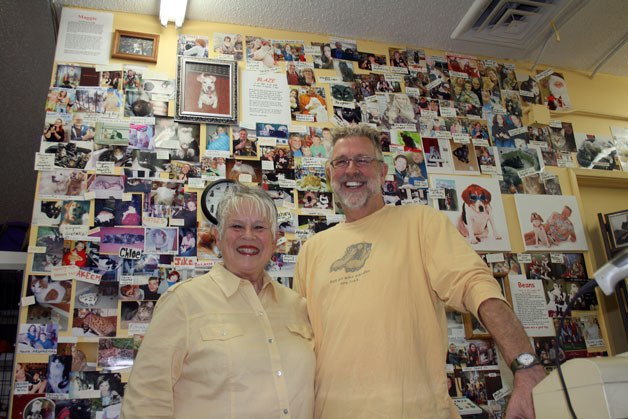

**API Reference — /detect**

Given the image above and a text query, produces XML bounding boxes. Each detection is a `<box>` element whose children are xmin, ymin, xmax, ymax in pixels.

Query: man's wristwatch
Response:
<box><xmin>510</xmin><ymin>352</ymin><xmax>541</xmax><ymax>373</ymax></box>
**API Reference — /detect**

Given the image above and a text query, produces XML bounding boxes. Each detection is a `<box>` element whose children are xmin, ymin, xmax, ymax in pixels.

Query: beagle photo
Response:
<box><xmin>457</xmin><ymin>184</ymin><xmax>502</xmax><ymax>245</ymax></box>
<box><xmin>433</xmin><ymin>175</ymin><xmax>510</xmax><ymax>251</ymax></box>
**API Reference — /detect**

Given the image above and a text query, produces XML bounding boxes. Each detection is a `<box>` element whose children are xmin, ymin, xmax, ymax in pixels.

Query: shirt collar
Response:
<box><xmin>211</xmin><ymin>263</ymin><xmax>279</xmax><ymax>301</ymax></box>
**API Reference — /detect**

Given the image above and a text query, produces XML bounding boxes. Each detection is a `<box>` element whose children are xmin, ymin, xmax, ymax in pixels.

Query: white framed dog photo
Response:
<box><xmin>514</xmin><ymin>195</ymin><xmax>588</xmax><ymax>252</ymax></box>
<box><xmin>175</xmin><ymin>57</ymin><xmax>238</xmax><ymax>124</ymax></box>
<box><xmin>430</xmin><ymin>175</ymin><xmax>511</xmax><ymax>252</ymax></box>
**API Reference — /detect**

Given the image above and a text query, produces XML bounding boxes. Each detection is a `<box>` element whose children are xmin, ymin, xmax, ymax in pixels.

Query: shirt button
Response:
<box><xmin>276</xmin><ymin>370</ymin><xmax>283</xmax><ymax>376</ymax></box>
<box><xmin>283</xmin><ymin>408</ymin><xmax>289</xmax><ymax>414</ymax></box>
<box><xmin>257</xmin><ymin>311</ymin><xmax>264</xmax><ymax>316</ymax></box>
<box><xmin>268</xmin><ymin>338</ymin><xmax>274</xmax><ymax>343</ymax></box>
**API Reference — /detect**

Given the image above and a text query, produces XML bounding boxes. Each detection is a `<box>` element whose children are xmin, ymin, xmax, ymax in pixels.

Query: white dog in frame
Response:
<box><xmin>456</xmin><ymin>184</ymin><xmax>502</xmax><ymax>244</ymax></box>
<box><xmin>530</xmin><ymin>212</ymin><xmax>550</xmax><ymax>247</ymax></box>
<box><xmin>197</xmin><ymin>73</ymin><xmax>218</xmax><ymax>109</ymax></box>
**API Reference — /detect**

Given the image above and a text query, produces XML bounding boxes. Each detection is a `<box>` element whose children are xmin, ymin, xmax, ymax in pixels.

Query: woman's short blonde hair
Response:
<box><xmin>216</xmin><ymin>183</ymin><xmax>278</xmax><ymax>239</ymax></box>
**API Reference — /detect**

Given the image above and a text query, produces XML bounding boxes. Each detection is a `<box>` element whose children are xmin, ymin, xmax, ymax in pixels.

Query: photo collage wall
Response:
<box><xmin>14</xmin><ymin>7</ymin><xmax>623</xmax><ymax>418</ymax></box>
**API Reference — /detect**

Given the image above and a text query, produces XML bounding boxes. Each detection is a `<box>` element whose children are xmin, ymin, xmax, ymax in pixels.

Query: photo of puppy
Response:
<box><xmin>60</xmin><ymin>200</ymin><xmax>90</xmax><ymax>226</ymax></box>
<box><xmin>530</xmin><ymin>212</ymin><xmax>550</xmax><ymax>247</ymax></box>
<box><xmin>66</xmin><ymin>170</ymin><xmax>87</xmax><ymax>196</ymax></box>
<box><xmin>197</xmin><ymin>73</ymin><xmax>218</xmax><ymax>109</ymax></box>
<box><xmin>456</xmin><ymin>184</ymin><xmax>502</xmax><ymax>244</ymax></box>
<box><xmin>433</xmin><ymin>175</ymin><xmax>510</xmax><ymax>251</ymax></box>
<box><xmin>40</xmin><ymin>170</ymin><xmax>86</xmax><ymax>197</ymax></box>
<box><xmin>45</xmin><ymin>171</ymin><xmax>70</xmax><ymax>195</ymax></box>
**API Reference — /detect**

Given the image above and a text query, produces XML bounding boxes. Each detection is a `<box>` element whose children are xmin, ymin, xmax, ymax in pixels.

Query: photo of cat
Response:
<box><xmin>28</xmin><ymin>276</ymin><xmax>71</xmax><ymax>305</ymax></box>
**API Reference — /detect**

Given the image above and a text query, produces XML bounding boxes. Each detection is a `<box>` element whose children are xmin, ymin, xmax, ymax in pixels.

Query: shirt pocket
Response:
<box><xmin>199</xmin><ymin>323</ymin><xmax>244</xmax><ymax>341</ymax></box>
<box><xmin>195</xmin><ymin>323</ymin><xmax>244</xmax><ymax>378</ymax></box>
<box><xmin>286</xmin><ymin>323</ymin><xmax>313</xmax><ymax>340</ymax></box>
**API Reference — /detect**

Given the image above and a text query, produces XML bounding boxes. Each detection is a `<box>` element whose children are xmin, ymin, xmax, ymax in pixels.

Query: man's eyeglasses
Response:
<box><xmin>329</xmin><ymin>156</ymin><xmax>382</xmax><ymax>169</ymax></box>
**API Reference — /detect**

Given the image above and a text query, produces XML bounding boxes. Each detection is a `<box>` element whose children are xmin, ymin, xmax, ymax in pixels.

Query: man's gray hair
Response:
<box><xmin>330</xmin><ymin>126</ymin><xmax>383</xmax><ymax>160</ymax></box>
<box><xmin>215</xmin><ymin>183</ymin><xmax>278</xmax><ymax>239</ymax></box>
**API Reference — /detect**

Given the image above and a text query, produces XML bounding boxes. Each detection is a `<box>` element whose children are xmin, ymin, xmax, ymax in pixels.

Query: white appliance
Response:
<box><xmin>533</xmin><ymin>352</ymin><xmax>628</xmax><ymax>419</ymax></box>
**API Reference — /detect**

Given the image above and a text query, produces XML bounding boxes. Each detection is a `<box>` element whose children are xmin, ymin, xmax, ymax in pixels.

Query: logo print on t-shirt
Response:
<box><xmin>330</xmin><ymin>242</ymin><xmax>371</xmax><ymax>273</ymax></box>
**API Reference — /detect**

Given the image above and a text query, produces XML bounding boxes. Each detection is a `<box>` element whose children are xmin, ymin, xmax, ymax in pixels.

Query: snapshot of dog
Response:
<box><xmin>451</xmin><ymin>142</ymin><xmax>480</xmax><ymax>174</ymax></box>
<box><xmin>197</xmin><ymin>73</ymin><xmax>218</xmax><ymax>109</ymax></box>
<box><xmin>59</xmin><ymin>200</ymin><xmax>90</xmax><ymax>227</ymax></box>
<box><xmin>38</xmin><ymin>169</ymin><xmax>88</xmax><ymax>198</ymax></box>
<box><xmin>515</xmin><ymin>195</ymin><xmax>589</xmax><ymax>252</ymax></box>
<box><xmin>183</xmin><ymin>65</ymin><xmax>231</xmax><ymax>116</ymax></box>
<box><xmin>432</xmin><ymin>175</ymin><xmax>510</xmax><ymax>251</ymax></box>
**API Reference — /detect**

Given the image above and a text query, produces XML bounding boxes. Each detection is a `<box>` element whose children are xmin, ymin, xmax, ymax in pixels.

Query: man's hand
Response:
<box><xmin>506</xmin><ymin>365</ymin><xmax>546</xmax><ymax>419</ymax></box>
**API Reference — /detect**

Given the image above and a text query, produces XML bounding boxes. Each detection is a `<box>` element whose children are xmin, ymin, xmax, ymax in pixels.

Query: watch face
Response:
<box><xmin>518</xmin><ymin>353</ymin><xmax>536</xmax><ymax>365</ymax></box>
<box><xmin>200</xmin><ymin>179</ymin><xmax>236</xmax><ymax>224</ymax></box>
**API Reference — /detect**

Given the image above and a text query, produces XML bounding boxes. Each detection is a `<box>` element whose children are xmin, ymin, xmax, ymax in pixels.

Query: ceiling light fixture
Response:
<box><xmin>160</xmin><ymin>0</ymin><xmax>188</xmax><ymax>28</ymax></box>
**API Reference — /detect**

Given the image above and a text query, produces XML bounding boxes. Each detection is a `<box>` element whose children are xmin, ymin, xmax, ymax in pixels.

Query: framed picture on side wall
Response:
<box><xmin>175</xmin><ymin>57</ymin><xmax>238</xmax><ymax>125</ymax></box>
<box><xmin>606</xmin><ymin>210</ymin><xmax>628</xmax><ymax>250</ymax></box>
<box><xmin>112</xmin><ymin>30</ymin><xmax>160</xmax><ymax>63</ymax></box>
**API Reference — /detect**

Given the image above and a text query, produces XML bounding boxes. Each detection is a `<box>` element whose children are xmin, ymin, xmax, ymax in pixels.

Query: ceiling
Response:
<box><xmin>53</xmin><ymin>0</ymin><xmax>628</xmax><ymax>77</ymax></box>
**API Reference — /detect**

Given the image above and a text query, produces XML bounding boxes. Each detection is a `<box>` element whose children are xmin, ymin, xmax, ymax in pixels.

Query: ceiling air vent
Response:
<box><xmin>451</xmin><ymin>0</ymin><xmax>589</xmax><ymax>51</ymax></box>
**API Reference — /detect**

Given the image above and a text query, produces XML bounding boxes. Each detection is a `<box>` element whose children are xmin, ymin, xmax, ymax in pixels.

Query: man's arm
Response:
<box><xmin>478</xmin><ymin>298</ymin><xmax>547</xmax><ymax>419</ymax></box>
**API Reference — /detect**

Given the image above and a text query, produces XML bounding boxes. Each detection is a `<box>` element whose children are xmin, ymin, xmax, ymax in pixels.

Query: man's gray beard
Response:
<box><xmin>331</xmin><ymin>176</ymin><xmax>381</xmax><ymax>210</ymax></box>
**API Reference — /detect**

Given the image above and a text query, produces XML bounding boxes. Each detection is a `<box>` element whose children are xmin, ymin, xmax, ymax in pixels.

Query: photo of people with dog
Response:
<box><xmin>245</xmin><ymin>35</ymin><xmax>277</xmax><ymax>69</ymax></box>
<box><xmin>213</xmin><ymin>32</ymin><xmax>243</xmax><ymax>60</ymax></box>
<box><xmin>431</xmin><ymin>175</ymin><xmax>511</xmax><ymax>251</ymax></box>
<box><xmin>45</xmin><ymin>88</ymin><xmax>75</xmax><ymax>114</ymax></box>
<box><xmin>515</xmin><ymin>195</ymin><xmax>589</xmax><ymax>251</ymax></box>
<box><xmin>41</xmin><ymin>112</ymin><xmax>71</xmax><ymax>142</ymax></box>
<box><xmin>232</xmin><ymin>127</ymin><xmax>259</xmax><ymax>158</ymax></box>
<box><xmin>178</xmin><ymin>34</ymin><xmax>209</xmax><ymax>57</ymax></box>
